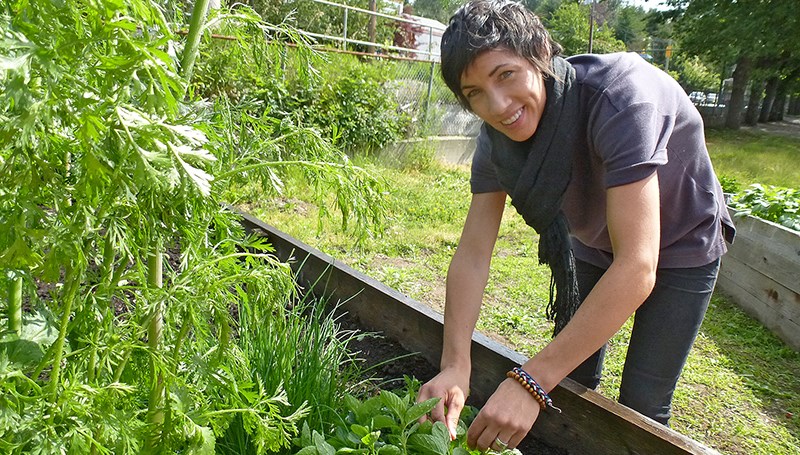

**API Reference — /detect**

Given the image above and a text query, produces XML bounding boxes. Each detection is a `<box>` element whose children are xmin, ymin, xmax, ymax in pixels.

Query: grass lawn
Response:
<box><xmin>706</xmin><ymin>127</ymin><xmax>800</xmax><ymax>189</ymax></box>
<box><xmin>237</xmin><ymin>128</ymin><xmax>800</xmax><ymax>455</ymax></box>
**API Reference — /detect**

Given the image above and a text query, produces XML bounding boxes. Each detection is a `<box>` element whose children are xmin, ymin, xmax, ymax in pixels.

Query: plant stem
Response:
<box><xmin>171</xmin><ymin>312</ymin><xmax>191</xmax><ymax>369</ymax></box>
<box><xmin>47</xmin><ymin>268</ymin><xmax>80</xmax><ymax>401</ymax></box>
<box><xmin>87</xmin><ymin>326</ymin><xmax>99</xmax><ymax>383</ymax></box>
<box><xmin>215</xmin><ymin>310</ymin><xmax>229</xmax><ymax>366</ymax></box>
<box><xmin>7</xmin><ymin>274</ymin><xmax>22</xmax><ymax>335</ymax></box>
<box><xmin>180</xmin><ymin>0</ymin><xmax>211</xmax><ymax>85</ymax></box>
<box><xmin>112</xmin><ymin>349</ymin><xmax>131</xmax><ymax>383</ymax></box>
<box><xmin>145</xmin><ymin>249</ymin><xmax>164</xmax><ymax>452</ymax></box>
<box><xmin>163</xmin><ymin>310</ymin><xmax>191</xmax><ymax>438</ymax></box>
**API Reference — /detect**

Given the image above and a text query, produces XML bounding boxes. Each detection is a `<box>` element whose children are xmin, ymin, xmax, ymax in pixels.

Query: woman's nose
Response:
<box><xmin>487</xmin><ymin>89</ymin><xmax>511</xmax><ymax>117</ymax></box>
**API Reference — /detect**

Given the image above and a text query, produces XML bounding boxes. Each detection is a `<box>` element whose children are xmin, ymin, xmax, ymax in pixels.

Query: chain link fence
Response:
<box><xmin>385</xmin><ymin>58</ymin><xmax>482</xmax><ymax>138</ymax></box>
<box><xmin>250</xmin><ymin>0</ymin><xmax>482</xmax><ymax>138</ymax></box>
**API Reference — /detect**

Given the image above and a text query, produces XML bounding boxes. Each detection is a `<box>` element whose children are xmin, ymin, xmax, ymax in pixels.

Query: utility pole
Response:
<box><xmin>587</xmin><ymin>0</ymin><xmax>595</xmax><ymax>53</ymax></box>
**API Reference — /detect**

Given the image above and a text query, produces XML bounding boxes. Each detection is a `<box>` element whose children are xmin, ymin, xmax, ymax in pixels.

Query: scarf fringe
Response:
<box><xmin>538</xmin><ymin>213</ymin><xmax>580</xmax><ymax>336</ymax></box>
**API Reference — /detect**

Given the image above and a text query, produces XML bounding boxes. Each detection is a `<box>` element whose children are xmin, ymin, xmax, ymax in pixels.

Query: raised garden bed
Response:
<box><xmin>717</xmin><ymin>209</ymin><xmax>800</xmax><ymax>350</ymax></box>
<box><xmin>238</xmin><ymin>210</ymin><xmax>722</xmax><ymax>455</ymax></box>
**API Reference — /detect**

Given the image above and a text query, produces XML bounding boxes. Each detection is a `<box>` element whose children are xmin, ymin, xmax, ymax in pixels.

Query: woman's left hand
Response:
<box><xmin>466</xmin><ymin>378</ymin><xmax>542</xmax><ymax>451</ymax></box>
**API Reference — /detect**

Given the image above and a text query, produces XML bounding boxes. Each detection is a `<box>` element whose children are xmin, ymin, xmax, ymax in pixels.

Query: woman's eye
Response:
<box><xmin>466</xmin><ymin>89</ymin><xmax>480</xmax><ymax>98</ymax></box>
<box><xmin>500</xmin><ymin>70</ymin><xmax>513</xmax><ymax>80</ymax></box>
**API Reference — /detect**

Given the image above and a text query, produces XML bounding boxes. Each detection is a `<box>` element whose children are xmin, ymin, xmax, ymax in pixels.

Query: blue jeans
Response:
<box><xmin>567</xmin><ymin>258</ymin><xmax>721</xmax><ymax>425</ymax></box>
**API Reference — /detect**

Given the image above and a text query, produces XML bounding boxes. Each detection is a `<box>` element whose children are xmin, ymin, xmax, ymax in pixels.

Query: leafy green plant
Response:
<box><xmin>730</xmin><ymin>183</ymin><xmax>800</xmax><ymax>231</ymax></box>
<box><xmin>717</xmin><ymin>174</ymin><xmax>742</xmax><ymax>195</ymax></box>
<box><xmin>292</xmin><ymin>379</ymin><xmax>521</xmax><ymax>455</ymax></box>
<box><xmin>0</xmin><ymin>1</ymin><xmax>390</xmax><ymax>453</ymax></box>
<box><xmin>220</xmin><ymin>291</ymin><xmax>367</xmax><ymax>451</ymax></box>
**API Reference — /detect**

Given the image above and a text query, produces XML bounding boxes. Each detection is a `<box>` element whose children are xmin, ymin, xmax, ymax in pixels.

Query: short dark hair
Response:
<box><xmin>440</xmin><ymin>0</ymin><xmax>562</xmax><ymax>110</ymax></box>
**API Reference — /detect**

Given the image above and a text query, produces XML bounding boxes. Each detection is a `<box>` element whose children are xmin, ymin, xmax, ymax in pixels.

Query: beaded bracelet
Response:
<box><xmin>506</xmin><ymin>366</ymin><xmax>561</xmax><ymax>413</ymax></box>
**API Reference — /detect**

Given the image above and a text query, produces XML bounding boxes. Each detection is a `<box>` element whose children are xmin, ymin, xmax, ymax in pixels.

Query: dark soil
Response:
<box><xmin>339</xmin><ymin>312</ymin><xmax>568</xmax><ymax>455</ymax></box>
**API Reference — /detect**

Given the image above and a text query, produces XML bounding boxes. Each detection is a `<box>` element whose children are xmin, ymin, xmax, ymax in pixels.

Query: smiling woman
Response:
<box><xmin>415</xmin><ymin>0</ymin><xmax>737</xmax><ymax>452</ymax></box>
<box><xmin>459</xmin><ymin>50</ymin><xmax>547</xmax><ymax>142</ymax></box>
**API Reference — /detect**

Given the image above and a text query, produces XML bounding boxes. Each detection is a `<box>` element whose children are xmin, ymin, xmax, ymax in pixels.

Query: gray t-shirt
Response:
<box><xmin>470</xmin><ymin>52</ymin><xmax>735</xmax><ymax>269</ymax></box>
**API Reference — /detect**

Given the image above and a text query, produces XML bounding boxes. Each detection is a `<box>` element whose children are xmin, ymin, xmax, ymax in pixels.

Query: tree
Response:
<box><xmin>547</xmin><ymin>1</ymin><xmax>626</xmax><ymax>56</ymax></box>
<box><xmin>412</xmin><ymin>0</ymin><xmax>462</xmax><ymax>23</ymax></box>
<box><xmin>672</xmin><ymin>54</ymin><xmax>719</xmax><ymax>92</ymax></box>
<box><xmin>612</xmin><ymin>5</ymin><xmax>648</xmax><ymax>51</ymax></box>
<box><xmin>672</xmin><ymin>0</ymin><xmax>799</xmax><ymax>129</ymax></box>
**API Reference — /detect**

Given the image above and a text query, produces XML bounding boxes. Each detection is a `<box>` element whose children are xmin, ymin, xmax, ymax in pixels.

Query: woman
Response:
<box><xmin>415</xmin><ymin>0</ymin><xmax>735</xmax><ymax>452</ymax></box>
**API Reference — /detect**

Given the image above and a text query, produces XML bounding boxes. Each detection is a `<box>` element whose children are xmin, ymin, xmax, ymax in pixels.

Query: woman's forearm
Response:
<box><xmin>440</xmin><ymin>191</ymin><xmax>507</xmax><ymax>372</ymax></box>
<box><xmin>525</xmin><ymin>257</ymin><xmax>656</xmax><ymax>393</ymax></box>
<box><xmin>440</xmin><ymin>249</ymin><xmax>492</xmax><ymax>371</ymax></box>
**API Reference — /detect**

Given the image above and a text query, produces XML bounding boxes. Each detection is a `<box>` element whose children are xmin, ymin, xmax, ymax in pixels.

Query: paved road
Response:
<box><xmin>740</xmin><ymin>115</ymin><xmax>800</xmax><ymax>139</ymax></box>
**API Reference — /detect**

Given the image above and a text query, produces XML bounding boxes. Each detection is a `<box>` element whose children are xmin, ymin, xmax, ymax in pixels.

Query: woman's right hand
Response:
<box><xmin>416</xmin><ymin>366</ymin><xmax>471</xmax><ymax>440</ymax></box>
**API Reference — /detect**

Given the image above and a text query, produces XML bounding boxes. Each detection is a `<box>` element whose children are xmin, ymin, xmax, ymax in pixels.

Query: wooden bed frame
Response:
<box><xmin>239</xmin><ymin>211</ymin><xmax>720</xmax><ymax>455</ymax></box>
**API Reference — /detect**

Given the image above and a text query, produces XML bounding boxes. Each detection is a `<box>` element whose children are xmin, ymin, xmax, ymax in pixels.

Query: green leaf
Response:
<box><xmin>313</xmin><ymin>431</ymin><xmax>336</xmax><ymax>455</ymax></box>
<box><xmin>186</xmin><ymin>426</ymin><xmax>215</xmax><ymax>455</ymax></box>
<box><xmin>172</xmin><ymin>144</ymin><xmax>214</xmax><ymax>196</ymax></box>
<box><xmin>430</xmin><ymin>422</ymin><xmax>449</xmax><ymax>443</ymax></box>
<box><xmin>299</xmin><ymin>422</ymin><xmax>314</xmax><ymax>446</ymax></box>
<box><xmin>0</xmin><ymin>236</ymin><xmax>41</xmax><ymax>269</ymax></box>
<box><xmin>350</xmin><ymin>424</ymin><xmax>369</xmax><ymax>438</ymax></box>
<box><xmin>403</xmin><ymin>398</ymin><xmax>438</xmax><ymax>427</ymax></box>
<box><xmin>371</xmin><ymin>414</ymin><xmax>396</xmax><ymax>429</ymax></box>
<box><xmin>0</xmin><ymin>54</ymin><xmax>31</xmax><ymax>72</ymax></box>
<box><xmin>335</xmin><ymin>448</ymin><xmax>369</xmax><ymax>454</ymax></box>
<box><xmin>408</xmin><ymin>433</ymin><xmax>449</xmax><ymax>455</ymax></box>
<box><xmin>343</xmin><ymin>394</ymin><xmax>361</xmax><ymax>413</ymax></box>
<box><xmin>0</xmin><ymin>308</ymin><xmax>59</xmax><ymax>369</ymax></box>
<box><xmin>380</xmin><ymin>390</ymin><xmax>406</xmax><ymax>419</ymax></box>
<box><xmin>295</xmin><ymin>447</ymin><xmax>318</xmax><ymax>455</ymax></box>
<box><xmin>20</xmin><ymin>309</ymin><xmax>59</xmax><ymax>347</ymax></box>
<box><xmin>377</xmin><ymin>444</ymin><xmax>402</xmax><ymax>455</ymax></box>
<box><xmin>360</xmin><ymin>430</ymin><xmax>380</xmax><ymax>446</ymax></box>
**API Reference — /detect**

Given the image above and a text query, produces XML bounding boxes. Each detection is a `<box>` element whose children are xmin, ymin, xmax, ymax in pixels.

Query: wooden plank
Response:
<box><xmin>725</xmin><ymin>212</ymin><xmax>800</xmax><ymax>295</ymax></box>
<box><xmin>729</xmin><ymin>209</ymin><xmax>800</xmax><ymax>249</ymax></box>
<box><xmin>725</xmin><ymin>231</ymin><xmax>800</xmax><ymax>295</ymax></box>
<box><xmin>718</xmin><ymin>258</ymin><xmax>800</xmax><ymax>350</ymax></box>
<box><xmin>239</xmin><ymin>211</ymin><xmax>721</xmax><ymax>455</ymax></box>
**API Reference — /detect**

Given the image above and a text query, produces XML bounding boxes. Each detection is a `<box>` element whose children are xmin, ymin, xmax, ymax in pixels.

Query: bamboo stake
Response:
<box><xmin>145</xmin><ymin>249</ymin><xmax>164</xmax><ymax>452</ymax></box>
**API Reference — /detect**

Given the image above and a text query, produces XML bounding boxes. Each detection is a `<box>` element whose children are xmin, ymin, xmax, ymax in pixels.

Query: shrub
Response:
<box><xmin>308</xmin><ymin>60</ymin><xmax>411</xmax><ymax>154</ymax></box>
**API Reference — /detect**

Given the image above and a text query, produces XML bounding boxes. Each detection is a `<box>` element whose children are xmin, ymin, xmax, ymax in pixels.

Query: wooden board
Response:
<box><xmin>718</xmin><ymin>210</ymin><xmax>800</xmax><ymax>350</ymax></box>
<box><xmin>238</xmin><ymin>211</ymin><xmax>721</xmax><ymax>455</ymax></box>
<box><xmin>725</xmin><ymin>212</ymin><xmax>800</xmax><ymax>294</ymax></box>
<box><xmin>718</xmin><ymin>259</ymin><xmax>800</xmax><ymax>349</ymax></box>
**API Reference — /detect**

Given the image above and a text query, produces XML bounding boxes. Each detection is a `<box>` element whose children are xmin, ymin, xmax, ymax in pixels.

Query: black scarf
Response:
<box><xmin>485</xmin><ymin>56</ymin><xmax>580</xmax><ymax>336</ymax></box>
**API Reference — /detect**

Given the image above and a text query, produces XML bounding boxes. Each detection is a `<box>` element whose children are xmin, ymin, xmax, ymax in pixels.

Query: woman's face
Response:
<box><xmin>460</xmin><ymin>48</ymin><xmax>546</xmax><ymax>142</ymax></box>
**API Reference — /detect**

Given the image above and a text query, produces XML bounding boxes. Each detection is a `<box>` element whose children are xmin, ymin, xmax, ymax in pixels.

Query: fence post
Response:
<box><xmin>425</xmin><ymin>60</ymin><xmax>435</xmax><ymax>124</ymax></box>
<box><xmin>342</xmin><ymin>9</ymin><xmax>348</xmax><ymax>51</ymax></box>
<box><xmin>427</xmin><ymin>25</ymin><xmax>433</xmax><ymax>60</ymax></box>
<box><xmin>367</xmin><ymin>0</ymin><xmax>376</xmax><ymax>54</ymax></box>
